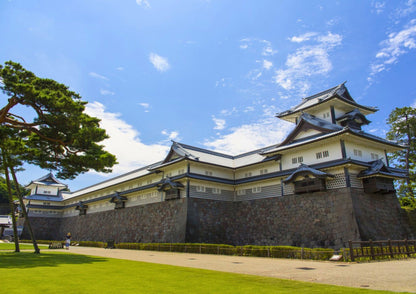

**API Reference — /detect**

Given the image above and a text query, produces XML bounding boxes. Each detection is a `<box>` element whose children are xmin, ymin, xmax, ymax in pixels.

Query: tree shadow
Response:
<box><xmin>0</xmin><ymin>252</ymin><xmax>109</xmax><ymax>269</ymax></box>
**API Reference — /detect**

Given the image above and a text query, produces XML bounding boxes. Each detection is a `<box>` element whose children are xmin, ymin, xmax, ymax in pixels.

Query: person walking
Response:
<box><xmin>65</xmin><ymin>233</ymin><xmax>71</xmax><ymax>250</ymax></box>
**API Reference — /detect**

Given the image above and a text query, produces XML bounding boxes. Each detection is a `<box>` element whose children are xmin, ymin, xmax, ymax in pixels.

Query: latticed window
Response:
<box><xmin>196</xmin><ymin>186</ymin><xmax>206</xmax><ymax>192</ymax></box>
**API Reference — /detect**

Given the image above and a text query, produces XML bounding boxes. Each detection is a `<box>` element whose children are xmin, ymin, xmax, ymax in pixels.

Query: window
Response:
<box><xmin>43</xmin><ymin>190</ymin><xmax>51</xmax><ymax>194</ymax></box>
<box><xmin>298</xmin><ymin>156</ymin><xmax>303</xmax><ymax>163</ymax></box>
<box><xmin>252</xmin><ymin>186</ymin><xmax>262</xmax><ymax>193</ymax></box>
<box><xmin>292</xmin><ymin>157</ymin><xmax>298</xmax><ymax>164</ymax></box>
<box><xmin>205</xmin><ymin>171</ymin><xmax>213</xmax><ymax>176</ymax></box>
<box><xmin>212</xmin><ymin>188</ymin><xmax>221</xmax><ymax>194</ymax></box>
<box><xmin>354</xmin><ymin>149</ymin><xmax>362</xmax><ymax>157</ymax></box>
<box><xmin>166</xmin><ymin>172</ymin><xmax>172</xmax><ymax>177</ymax></box>
<box><xmin>316</xmin><ymin>150</ymin><xmax>329</xmax><ymax>159</ymax></box>
<box><xmin>196</xmin><ymin>186</ymin><xmax>206</xmax><ymax>192</ymax></box>
<box><xmin>244</xmin><ymin>172</ymin><xmax>252</xmax><ymax>177</ymax></box>
<box><xmin>178</xmin><ymin>169</ymin><xmax>185</xmax><ymax>175</ymax></box>
<box><xmin>323</xmin><ymin>112</ymin><xmax>330</xmax><ymax>119</ymax></box>
<box><xmin>237</xmin><ymin>189</ymin><xmax>246</xmax><ymax>195</ymax></box>
<box><xmin>147</xmin><ymin>179</ymin><xmax>152</xmax><ymax>184</ymax></box>
<box><xmin>260</xmin><ymin>169</ymin><xmax>268</xmax><ymax>175</ymax></box>
<box><xmin>371</xmin><ymin>153</ymin><xmax>379</xmax><ymax>160</ymax></box>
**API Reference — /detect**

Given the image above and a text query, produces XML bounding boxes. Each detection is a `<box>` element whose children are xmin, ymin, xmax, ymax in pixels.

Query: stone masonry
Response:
<box><xmin>22</xmin><ymin>187</ymin><xmax>413</xmax><ymax>248</ymax></box>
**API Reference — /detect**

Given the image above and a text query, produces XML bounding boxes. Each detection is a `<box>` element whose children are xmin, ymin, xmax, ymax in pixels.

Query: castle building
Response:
<box><xmin>22</xmin><ymin>83</ymin><xmax>412</xmax><ymax>248</ymax></box>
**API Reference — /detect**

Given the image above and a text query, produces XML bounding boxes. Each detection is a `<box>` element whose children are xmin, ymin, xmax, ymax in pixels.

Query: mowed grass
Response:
<box><xmin>0</xmin><ymin>242</ymin><xmax>48</xmax><ymax>250</ymax></box>
<box><xmin>0</xmin><ymin>251</ymin><xmax>399</xmax><ymax>294</ymax></box>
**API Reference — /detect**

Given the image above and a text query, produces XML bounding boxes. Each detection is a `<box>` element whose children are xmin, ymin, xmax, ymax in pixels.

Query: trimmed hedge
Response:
<box><xmin>115</xmin><ymin>242</ymin><xmax>333</xmax><ymax>260</ymax></box>
<box><xmin>20</xmin><ymin>239</ymin><xmax>334</xmax><ymax>260</ymax></box>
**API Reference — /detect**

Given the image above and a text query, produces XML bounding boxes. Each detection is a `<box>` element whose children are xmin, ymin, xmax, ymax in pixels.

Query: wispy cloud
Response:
<box><xmin>204</xmin><ymin>114</ymin><xmax>292</xmax><ymax>155</ymax></box>
<box><xmin>263</xmin><ymin>60</ymin><xmax>273</xmax><ymax>70</ymax></box>
<box><xmin>116</xmin><ymin>66</ymin><xmax>124</xmax><ymax>71</ymax></box>
<box><xmin>85</xmin><ymin>102</ymin><xmax>170</xmax><ymax>174</ymax></box>
<box><xmin>139</xmin><ymin>102</ymin><xmax>150</xmax><ymax>112</ymax></box>
<box><xmin>89</xmin><ymin>72</ymin><xmax>109</xmax><ymax>80</ymax></box>
<box><xmin>212</xmin><ymin>116</ymin><xmax>226</xmax><ymax>130</ymax></box>
<box><xmin>395</xmin><ymin>0</ymin><xmax>416</xmax><ymax>18</ymax></box>
<box><xmin>289</xmin><ymin>32</ymin><xmax>318</xmax><ymax>43</ymax></box>
<box><xmin>371</xmin><ymin>1</ymin><xmax>386</xmax><ymax>14</ymax></box>
<box><xmin>149</xmin><ymin>53</ymin><xmax>170</xmax><ymax>72</ymax></box>
<box><xmin>274</xmin><ymin>32</ymin><xmax>342</xmax><ymax>96</ymax></box>
<box><xmin>100</xmin><ymin>89</ymin><xmax>115</xmax><ymax>96</ymax></box>
<box><xmin>239</xmin><ymin>38</ymin><xmax>277</xmax><ymax>56</ymax></box>
<box><xmin>136</xmin><ymin>0</ymin><xmax>150</xmax><ymax>8</ymax></box>
<box><xmin>161</xmin><ymin>130</ymin><xmax>179</xmax><ymax>141</ymax></box>
<box><xmin>368</xmin><ymin>19</ymin><xmax>416</xmax><ymax>83</ymax></box>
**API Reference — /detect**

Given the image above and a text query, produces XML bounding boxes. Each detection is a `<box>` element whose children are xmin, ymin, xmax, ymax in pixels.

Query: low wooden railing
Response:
<box><xmin>349</xmin><ymin>239</ymin><xmax>416</xmax><ymax>261</ymax></box>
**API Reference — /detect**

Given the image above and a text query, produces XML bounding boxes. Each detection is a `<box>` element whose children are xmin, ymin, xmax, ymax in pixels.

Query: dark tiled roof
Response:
<box><xmin>357</xmin><ymin>159</ymin><xmax>408</xmax><ymax>179</ymax></box>
<box><xmin>283</xmin><ymin>164</ymin><xmax>334</xmax><ymax>183</ymax></box>
<box><xmin>276</xmin><ymin>83</ymin><xmax>377</xmax><ymax>118</ymax></box>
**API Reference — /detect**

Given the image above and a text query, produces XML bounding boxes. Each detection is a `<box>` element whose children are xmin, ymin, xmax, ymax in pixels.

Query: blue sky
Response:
<box><xmin>1</xmin><ymin>0</ymin><xmax>416</xmax><ymax>191</ymax></box>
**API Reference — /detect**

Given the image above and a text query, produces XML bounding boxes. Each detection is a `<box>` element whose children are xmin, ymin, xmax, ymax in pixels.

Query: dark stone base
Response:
<box><xmin>21</xmin><ymin>188</ymin><xmax>413</xmax><ymax>248</ymax></box>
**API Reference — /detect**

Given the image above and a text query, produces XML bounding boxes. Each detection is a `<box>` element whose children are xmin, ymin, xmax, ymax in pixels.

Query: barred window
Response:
<box><xmin>212</xmin><ymin>188</ymin><xmax>221</xmax><ymax>194</ymax></box>
<box><xmin>237</xmin><ymin>189</ymin><xmax>246</xmax><ymax>195</ymax></box>
<box><xmin>196</xmin><ymin>186</ymin><xmax>206</xmax><ymax>192</ymax></box>
<box><xmin>252</xmin><ymin>186</ymin><xmax>262</xmax><ymax>193</ymax></box>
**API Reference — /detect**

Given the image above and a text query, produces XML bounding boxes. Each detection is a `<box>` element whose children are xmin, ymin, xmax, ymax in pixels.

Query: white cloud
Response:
<box><xmin>149</xmin><ymin>53</ymin><xmax>170</xmax><ymax>72</ymax></box>
<box><xmin>274</xmin><ymin>32</ymin><xmax>342</xmax><ymax>95</ymax></box>
<box><xmin>116</xmin><ymin>66</ymin><xmax>124</xmax><ymax>71</ymax></box>
<box><xmin>89</xmin><ymin>72</ymin><xmax>109</xmax><ymax>80</ymax></box>
<box><xmin>369</xmin><ymin>19</ymin><xmax>416</xmax><ymax>83</ymax></box>
<box><xmin>396</xmin><ymin>0</ymin><xmax>416</xmax><ymax>17</ymax></box>
<box><xmin>161</xmin><ymin>130</ymin><xmax>179</xmax><ymax>140</ymax></box>
<box><xmin>212</xmin><ymin>116</ymin><xmax>226</xmax><ymax>130</ymax></box>
<box><xmin>239</xmin><ymin>38</ymin><xmax>277</xmax><ymax>56</ymax></box>
<box><xmin>220</xmin><ymin>107</ymin><xmax>237</xmax><ymax>116</ymax></box>
<box><xmin>371</xmin><ymin>1</ymin><xmax>385</xmax><ymax>14</ymax></box>
<box><xmin>263</xmin><ymin>60</ymin><xmax>273</xmax><ymax>70</ymax></box>
<box><xmin>204</xmin><ymin>117</ymin><xmax>292</xmax><ymax>155</ymax></box>
<box><xmin>136</xmin><ymin>0</ymin><xmax>150</xmax><ymax>8</ymax></box>
<box><xmin>289</xmin><ymin>32</ymin><xmax>318</xmax><ymax>43</ymax></box>
<box><xmin>85</xmin><ymin>102</ymin><xmax>170</xmax><ymax>174</ymax></box>
<box><xmin>139</xmin><ymin>102</ymin><xmax>150</xmax><ymax>112</ymax></box>
<box><xmin>100</xmin><ymin>89</ymin><xmax>115</xmax><ymax>96</ymax></box>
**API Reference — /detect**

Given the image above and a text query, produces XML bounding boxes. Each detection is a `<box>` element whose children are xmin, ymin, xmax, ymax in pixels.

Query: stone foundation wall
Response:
<box><xmin>187</xmin><ymin>188</ymin><xmax>361</xmax><ymax>248</ymax></box>
<box><xmin>22</xmin><ymin>187</ymin><xmax>412</xmax><ymax>248</ymax></box>
<box><xmin>24</xmin><ymin>198</ymin><xmax>188</xmax><ymax>243</ymax></box>
<box><xmin>21</xmin><ymin>217</ymin><xmax>62</xmax><ymax>240</ymax></box>
<box><xmin>350</xmin><ymin>188</ymin><xmax>414</xmax><ymax>240</ymax></box>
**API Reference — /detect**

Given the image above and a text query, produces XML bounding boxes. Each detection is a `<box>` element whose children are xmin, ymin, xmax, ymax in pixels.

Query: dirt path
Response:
<box><xmin>58</xmin><ymin>246</ymin><xmax>415</xmax><ymax>293</ymax></box>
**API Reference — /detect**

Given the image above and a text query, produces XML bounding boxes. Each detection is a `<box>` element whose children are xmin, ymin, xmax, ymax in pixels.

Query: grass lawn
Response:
<box><xmin>0</xmin><ymin>251</ymin><xmax>401</xmax><ymax>294</ymax></box>
<box><xmin>0</xmin><ymin>242</ymin><xmax>48</xmax><ymax>251</ymax></box>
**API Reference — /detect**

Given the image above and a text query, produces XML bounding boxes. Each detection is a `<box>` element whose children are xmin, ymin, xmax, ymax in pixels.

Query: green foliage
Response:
<box><xmin>386</xmin><ymin>106</ymin><xmax>416</xmax><ymax>201</ymax></box>
<box><xmin>0</xmin><ymin>61</ymin><xmax>117</xmax><ymax>179</ymax></box>
<box><xmin>115</xmin><ymin>242</ymin><xmax>333</xmax><ymax>261</ymax></box>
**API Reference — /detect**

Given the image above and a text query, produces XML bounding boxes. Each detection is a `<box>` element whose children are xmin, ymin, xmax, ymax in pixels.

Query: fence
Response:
<box><xmin>348</xmin><ymin>239</ymin><xmax>416</xmax><ymax>261</ymax></box>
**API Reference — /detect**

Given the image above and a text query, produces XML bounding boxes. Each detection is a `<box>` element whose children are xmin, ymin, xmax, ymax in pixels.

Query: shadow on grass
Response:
<box><xmin>0</xmin><ymin>252</ymin><xmax>109</xmax><ymax>269</ymax></box>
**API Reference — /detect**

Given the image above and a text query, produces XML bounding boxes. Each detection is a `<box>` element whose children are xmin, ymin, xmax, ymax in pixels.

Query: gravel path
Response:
<box><xmin>60</xmin><ymin>246</ymin><xmax>415</xmax><ymax>293</ymax></box>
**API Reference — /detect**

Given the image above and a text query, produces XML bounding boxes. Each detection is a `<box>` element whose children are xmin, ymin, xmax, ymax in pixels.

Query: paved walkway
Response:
<box><xmin>59</xmin><ymin>246</ymin><xmax>415</xmax><ymax>293</ymax></box>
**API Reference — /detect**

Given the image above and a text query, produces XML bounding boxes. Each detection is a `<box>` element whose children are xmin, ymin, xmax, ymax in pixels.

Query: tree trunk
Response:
<box><xmin>2</xmin><ymin>154</ymin><xmax>19</xmax><ymax>252</ymax></box>
<box><xmin>10</xmin><ymin>165</ymin><xmax>40</xmax><ymax>254</ymax></box>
